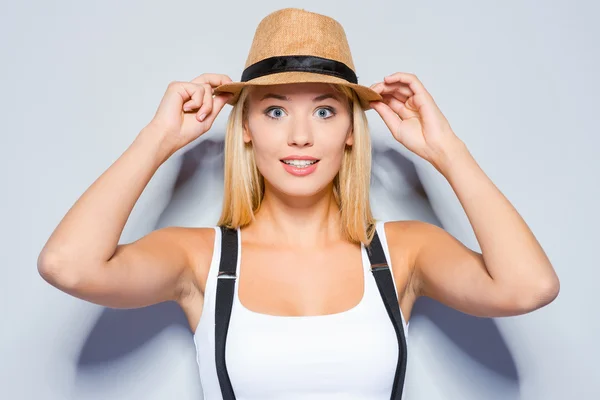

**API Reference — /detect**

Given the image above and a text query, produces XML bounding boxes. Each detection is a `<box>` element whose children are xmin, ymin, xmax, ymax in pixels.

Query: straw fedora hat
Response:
<box><xmin>213</xmin><ymin>8</ymin><xmax>382</xmax><ymax>110</ymax></box>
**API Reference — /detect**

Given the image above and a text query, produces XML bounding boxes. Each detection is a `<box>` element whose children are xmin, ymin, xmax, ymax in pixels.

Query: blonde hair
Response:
<box><xmin>217</xmin><ymin>83</ymin><xmax>376</xmax><ymax>245</ymax></box>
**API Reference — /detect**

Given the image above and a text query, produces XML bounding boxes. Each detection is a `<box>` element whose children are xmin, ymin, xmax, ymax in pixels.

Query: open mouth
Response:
<box><xmin>280</xmin><ymin>159</ymin><xmax>320</xmax><ymax>168</ymax></box>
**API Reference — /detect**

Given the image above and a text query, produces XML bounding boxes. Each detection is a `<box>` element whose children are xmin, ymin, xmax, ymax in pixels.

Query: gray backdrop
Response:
<box><xmin>1</xmin><ymin>0</ymin><xmax>598</xmax><ymax>399</ymax></box>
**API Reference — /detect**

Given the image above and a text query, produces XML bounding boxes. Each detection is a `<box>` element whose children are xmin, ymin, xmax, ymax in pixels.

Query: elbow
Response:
<box><xmin>517</xmin><ymin>275</ymin><xmax>560</xmax><ymax>313</ymax></box>
<box><xmin>37</xmin><ymin>251</ymin><xmax>81</xmax><ymax>290</ymax></box>
<box><xmin>540</xmin><ymin>275</ymin><xmax>560</xmax><ymax>305</ymax></box>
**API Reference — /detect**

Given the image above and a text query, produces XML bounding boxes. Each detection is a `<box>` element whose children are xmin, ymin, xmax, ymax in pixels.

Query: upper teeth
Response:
<box><xmin>283</xmin><ymin>159</ymin><xmax>317</xmax><ymax>167</ymax></box>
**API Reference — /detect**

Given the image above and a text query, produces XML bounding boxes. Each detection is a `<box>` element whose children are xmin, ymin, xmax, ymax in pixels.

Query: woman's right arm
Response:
<box><xmin>37</xmin><ymin>74</ymin><xmax>233</xmax><ymax>309</ymax></box>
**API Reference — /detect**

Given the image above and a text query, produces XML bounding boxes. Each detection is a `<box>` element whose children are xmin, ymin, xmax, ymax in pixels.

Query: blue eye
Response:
<box><xmin>265</xmin><ymin>107</ymin><xmax>287</xmax><ymax>119</ymax></box>
<box><xmin>264</xmin><ymin>107</ymin><xmax>337</xmax><ymax>120</ymax></box>
<box><xmin>315</xmin><ymin>107</ymin><xmax>336</xmax><ymax>119</ymax></box>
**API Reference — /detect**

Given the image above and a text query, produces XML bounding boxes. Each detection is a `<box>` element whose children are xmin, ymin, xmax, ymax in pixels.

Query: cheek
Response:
<box><xmin>252</xmin><ymin>140</ymin><xmax>278</xmax><ymax>166</ymax></box>
<box><xmin>323</xmin><ymin>120</ymin><xmax>353</xmax><ymax>155</ymax></box>
<box><xmin>247</xmin><ymin>119</ymin><xmax>279</xmax><ymax>164</ymax></box>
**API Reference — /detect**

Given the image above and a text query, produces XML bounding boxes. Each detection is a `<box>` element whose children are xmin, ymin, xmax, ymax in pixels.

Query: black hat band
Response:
<box><xmin>241</xmin><ymin>55</ymin><xmax>358</xmax><ymax>84</ymax></box>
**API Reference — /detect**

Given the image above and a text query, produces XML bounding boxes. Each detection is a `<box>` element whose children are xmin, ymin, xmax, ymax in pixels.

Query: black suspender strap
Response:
<box><xmin>365</xmin><ymin>225</ymin><xmax>408</xmax><ymax>400</ymax></box>
<box><xmin>214</xmin><ymin>224</ymin><xmax>407</xmax><ymax>400</ymax></box>
<box><xmin>215</xmin><ymin>226</ymin><xmax>238</xmax><ymax>400</ymax></box>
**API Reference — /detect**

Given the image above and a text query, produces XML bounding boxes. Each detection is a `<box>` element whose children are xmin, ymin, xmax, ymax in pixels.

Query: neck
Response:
<box><xmin>248</xmin><ymin>182</ymin><xmax>343</xmax><ymax>248</ymax></box>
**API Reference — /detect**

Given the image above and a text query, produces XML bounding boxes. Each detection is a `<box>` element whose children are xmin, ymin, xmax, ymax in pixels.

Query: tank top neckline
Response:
<box><xmin>233</xmin><ymin>226</ymin><xmax>371</xmax><ymax>320</ymax></box>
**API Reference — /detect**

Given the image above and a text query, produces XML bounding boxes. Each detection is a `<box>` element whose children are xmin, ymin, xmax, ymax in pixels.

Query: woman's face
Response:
<box><xmin>244</xmin><ymin>83</ymin><xmax>353</xmax><ymax>198</ymax></box>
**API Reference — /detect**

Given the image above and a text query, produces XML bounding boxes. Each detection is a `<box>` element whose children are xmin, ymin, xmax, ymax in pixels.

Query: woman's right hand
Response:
<box><xmin>146</xmin><ymin>73</ymin><xmax>234</xmax><ymax>158</ymax></box>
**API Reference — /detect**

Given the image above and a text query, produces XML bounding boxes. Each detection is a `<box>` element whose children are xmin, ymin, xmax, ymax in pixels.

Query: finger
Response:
<box><xmin>381</xmin><ymin>94</ymin><xmax>418</xmax><ymax>120</ymax></box>
<box><xmin>383</xmin><ymin>72</ymin><xmax>429</xmax><ymax>97</ymax></box>
<box><xmin>182</xmin><ymin>84</ymin><xmax>204</xmax><ymax>112</ymax></box>
<box><xmin>369</xmin><ymin>100</ymin><xmax>401</xmax><ymax>134</ymax></box>
<box><xmin>180</xmin><ymin>83</ymin><xmax>205</xmax><ymax>111</ymax></box>
<box><xmin>370</xmin><ymin>81</ymin><xmax>413</xmax><ymax>102</ymax></box>
<box><xmin>196</xmin><ymin>84</ymin><xmax>213</xmax><ymax>122</ymax></box>
<box><xmin>165</xmin><ymin>81</ymin><xmax>202</xmax><ymax>116</ymax></box>
<box><xmin>190</xmin><ymin>73</ymin><xmax>233</xmax><ymax>88</ymax></box>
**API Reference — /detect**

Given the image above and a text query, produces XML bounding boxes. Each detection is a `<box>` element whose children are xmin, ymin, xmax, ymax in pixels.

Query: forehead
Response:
<box><xmin>248</xmin><ymin>82</ymin><xmax>344</xmax><ymax>102</ymax></box>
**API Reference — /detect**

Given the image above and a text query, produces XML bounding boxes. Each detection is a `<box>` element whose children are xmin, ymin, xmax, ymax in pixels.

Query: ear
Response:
<box><xmin>345</xmin><ymin>126</ymin><xmax>354</xmax><ymax>146</ymax></box>
<box><xmin>243</xmin><ymin>120</ymin><xmax>252</xmax><ymax>143</ymax></box>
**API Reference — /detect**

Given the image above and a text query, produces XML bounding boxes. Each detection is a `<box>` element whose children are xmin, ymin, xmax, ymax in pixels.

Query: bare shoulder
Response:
<box><xmin>168</xmin><ymin>226</ymin><xmax>216</xmax><ymax>332</ymax></box>
<box><xmin>380</xmin><ymin>219</ymin><xmax>424</xmax><ymax>266</ymax></box>
<box><xmin>173</xmin><ymin>226</ymin><xmax>216</xmax><ymax>300</ymax></box>
<box><xmin>383</xmin><ymin>219</ymin><xmax>464</xmax><ymax>296</ymax></box>
<box><xmin>380</xmin><ymin>220</ymin><xmax>421</xmax><ymax>281</ymax></box>
<box><xmin>380</xmin><ymin>220</ymin><xmax>431</xmax><ymax>320</ymax></box>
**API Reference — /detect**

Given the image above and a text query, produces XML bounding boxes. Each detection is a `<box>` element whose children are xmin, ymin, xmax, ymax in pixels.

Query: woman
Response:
<box><xmin>37</xmin><ymin>7</ymin><xmax>559</xmax><ymax>400</ymax></box>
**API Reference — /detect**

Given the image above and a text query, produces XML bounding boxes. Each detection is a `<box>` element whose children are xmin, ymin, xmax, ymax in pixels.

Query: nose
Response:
<box><xmin>287</xmin><ymin>118</ymin><xmax>314</xmax><ymax>147</ymax></box>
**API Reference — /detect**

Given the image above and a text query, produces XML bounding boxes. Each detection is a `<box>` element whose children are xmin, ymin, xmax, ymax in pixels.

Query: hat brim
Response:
<box><xmin>213</xmin><ymin>71</ymin><xmax>382</xmax><ymax>110</ymax></box>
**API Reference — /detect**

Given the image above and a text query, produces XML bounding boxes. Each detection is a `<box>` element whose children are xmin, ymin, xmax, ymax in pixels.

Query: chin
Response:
<box><xmin>267</xmin><ymin>178</ymin><xmax>330</xmax><ymax>198</ymax></box>
<box><xmin>280</xmin><ymin>183</ymin><xmax>329</xmax><ymax>198</ymax></box>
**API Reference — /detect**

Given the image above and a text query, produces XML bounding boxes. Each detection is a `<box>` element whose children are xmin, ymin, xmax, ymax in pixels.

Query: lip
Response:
<box><xmin>280</xmin><ymin>155</ymin><xmax>319</xmax><ymax>161</ymax></box>
<box><xmin>280</xmin><ymin>159</ymin><xmax>319</xmax><ymax>176</ymax></box>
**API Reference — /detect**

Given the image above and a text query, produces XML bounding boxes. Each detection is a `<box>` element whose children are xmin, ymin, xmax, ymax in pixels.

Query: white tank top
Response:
<box><xmin>193</xmin><ymin>220</ymin><xmax>409</xmax><ymax>400</ymax></box>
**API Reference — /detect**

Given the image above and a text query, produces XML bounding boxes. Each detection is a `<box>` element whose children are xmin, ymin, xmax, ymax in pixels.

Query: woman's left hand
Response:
<box><xmin>369</xmin><ymin>72</ymin><xmax>464</xmax><ymax>169</ymax></box>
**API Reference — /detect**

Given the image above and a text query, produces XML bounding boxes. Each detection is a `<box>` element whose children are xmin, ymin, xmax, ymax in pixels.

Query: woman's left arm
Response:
<box><xmin>370</xmin><ymin>72</ymin><xmax>560</xmax><ymax>317</ymax></box>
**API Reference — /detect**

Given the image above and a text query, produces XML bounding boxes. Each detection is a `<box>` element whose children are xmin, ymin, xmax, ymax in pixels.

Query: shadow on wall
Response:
<box><xmin>75</xmin><ymin>136</ymin><xmax>519</xmax><ymax>396</ymax></box>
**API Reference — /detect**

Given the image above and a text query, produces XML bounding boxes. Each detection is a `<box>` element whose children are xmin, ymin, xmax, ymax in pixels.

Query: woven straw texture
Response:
<box><xmin>213</xmin><ymin>8</ymin><xmax>382</xmax><ymax>109</ymax></box>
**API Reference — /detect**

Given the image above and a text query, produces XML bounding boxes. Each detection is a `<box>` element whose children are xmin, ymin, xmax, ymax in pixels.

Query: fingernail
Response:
<box><xmin>199</xmin><ymin>113</ymin><xmax>206</xmax><ymax>121</ymax></box>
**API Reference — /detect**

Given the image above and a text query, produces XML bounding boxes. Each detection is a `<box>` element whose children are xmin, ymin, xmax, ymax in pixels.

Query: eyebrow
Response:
<box><xmin>259</xmin><ymin>93</ymin><xmax>340</xmax><ymax>102</ymax></box>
